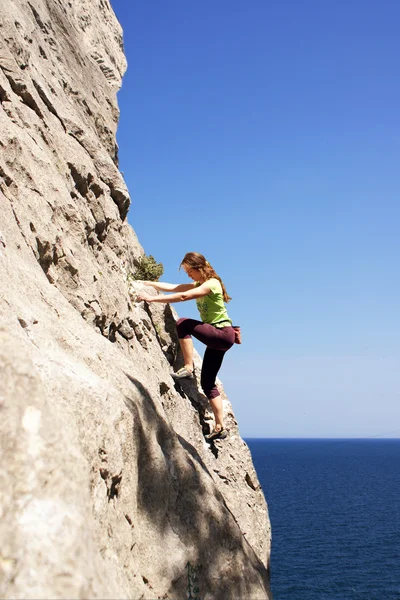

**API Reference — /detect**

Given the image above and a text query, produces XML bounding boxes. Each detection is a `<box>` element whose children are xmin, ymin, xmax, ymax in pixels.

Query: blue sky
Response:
<box><xmin>110</xmin><ymin>0</ymin><xmax>400</xmax><ymax>438</ymax></box>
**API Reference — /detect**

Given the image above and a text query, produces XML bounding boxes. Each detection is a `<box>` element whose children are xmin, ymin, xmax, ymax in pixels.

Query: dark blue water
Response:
<box><xmin>246</xmin><ymin>439</ymin><xmax>400</xmax><ymax>600</ymax></box>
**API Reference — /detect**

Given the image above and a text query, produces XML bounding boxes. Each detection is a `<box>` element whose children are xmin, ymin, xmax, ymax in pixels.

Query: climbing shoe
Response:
<box><xmin>172</xmin><ymin>367</ymin><xmax>194</xmax><ymax>380</ymax></box>
<box><xmin>205</xmin><ymin>427</ymin><xmax>228</xmax><ymax>441</ymax></box>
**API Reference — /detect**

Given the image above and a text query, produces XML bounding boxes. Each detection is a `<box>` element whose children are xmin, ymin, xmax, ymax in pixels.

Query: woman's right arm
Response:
<box><xmin>140</xmin><ymin>281</ymin><xmax>195</xmax><ymax>292</ymax></box>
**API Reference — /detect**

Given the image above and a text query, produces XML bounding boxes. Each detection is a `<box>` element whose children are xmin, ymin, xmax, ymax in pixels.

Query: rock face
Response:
<box><xmin>0</xmin><ymin>1</ymin><xmax>272</xmax><ymax>599</ymax></box>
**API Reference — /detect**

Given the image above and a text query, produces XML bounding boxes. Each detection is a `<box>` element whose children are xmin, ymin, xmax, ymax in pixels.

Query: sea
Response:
<box><xmin>246</xmin><ymin>438</ymin><xmax>400</xmax><ymax>600</ymax></box>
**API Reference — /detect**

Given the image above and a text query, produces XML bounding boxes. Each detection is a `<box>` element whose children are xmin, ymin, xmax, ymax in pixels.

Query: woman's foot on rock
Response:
<box><xmin>205</xmin><ymin>427</ymin><xmax>228</xmax><ymax>441</ymax></box>
<box><xmin>172</xmin><ymin>366</ymin><xmax>194</xmax><ymax>380</ymax></box>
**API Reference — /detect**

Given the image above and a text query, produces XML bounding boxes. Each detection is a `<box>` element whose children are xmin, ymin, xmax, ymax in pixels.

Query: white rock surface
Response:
<box><xmin>0</xmin><ymin>1</ymin><xmax>272</xmax><ymax>598</ymax></box>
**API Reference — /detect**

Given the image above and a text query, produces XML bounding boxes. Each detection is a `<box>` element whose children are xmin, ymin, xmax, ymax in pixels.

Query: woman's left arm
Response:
<box><xmin>137</xmin><ymin>281</ymin><xmax>211</xmax><ymax>304</ymax></box>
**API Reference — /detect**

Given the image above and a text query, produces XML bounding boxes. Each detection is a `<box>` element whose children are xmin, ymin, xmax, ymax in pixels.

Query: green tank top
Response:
<box><xmin>195</xmin><ymin>278</ymin><xmax>232</xmax><ymax>327</ymax></box>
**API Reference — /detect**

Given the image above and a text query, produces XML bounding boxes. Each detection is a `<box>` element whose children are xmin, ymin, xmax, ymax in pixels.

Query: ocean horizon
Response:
<box><xmin>246</xmin><ymin>436</ymin><xmax>400</xmax><ymax>440</ymax></box>
<box><xmin>246</xmin><ymin>437</ymin><xmax>400</xmax><ymax>600</ymax></box>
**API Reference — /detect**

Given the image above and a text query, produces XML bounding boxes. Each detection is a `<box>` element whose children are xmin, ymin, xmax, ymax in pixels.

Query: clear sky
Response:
<box><xmin>110</xmin><ymin>0</ymin><xmax>400</xmax><ymax>438</ymax></box>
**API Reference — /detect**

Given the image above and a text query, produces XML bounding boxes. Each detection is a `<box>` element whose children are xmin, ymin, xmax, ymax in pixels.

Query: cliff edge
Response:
<box><xmin>0</xmin><ymin>1</ymin><xmax>272</xmax><ymax>598</ymax></box>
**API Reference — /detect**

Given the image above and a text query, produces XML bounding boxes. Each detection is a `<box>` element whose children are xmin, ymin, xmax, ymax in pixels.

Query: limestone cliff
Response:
<box><xmin>0</xmin><ymin>1</ymin><xmax>272</xmax><ymax>598</ymax></box>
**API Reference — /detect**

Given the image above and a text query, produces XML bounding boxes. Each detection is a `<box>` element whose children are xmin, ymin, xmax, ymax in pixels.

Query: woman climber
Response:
<box><xmin>136</xmin><ymin>252</ymin><xmax>236</xmax><ymax>441</ymax></box>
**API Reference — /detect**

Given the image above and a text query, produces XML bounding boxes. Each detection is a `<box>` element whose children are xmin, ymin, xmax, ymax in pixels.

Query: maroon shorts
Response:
<box><xmin>176</xmin><ymin>318</ymin><xmax>235</xmax><ymax>399</ymax></box>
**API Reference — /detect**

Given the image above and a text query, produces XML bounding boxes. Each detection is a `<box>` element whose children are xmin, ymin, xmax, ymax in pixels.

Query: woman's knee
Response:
<box><xmin>176</xmin><ymin>317</ymin><xmax>190</xmax><ymax>338</ymax></box>
<box><xmin>202</xmin><ymin>385</ymin><xmax>220</xmax><ymax>400</ymax></box>
<box><xmin>201</xmin><ymin>372</ymin><xmax>218</xmax><ymax>400</ymax></box>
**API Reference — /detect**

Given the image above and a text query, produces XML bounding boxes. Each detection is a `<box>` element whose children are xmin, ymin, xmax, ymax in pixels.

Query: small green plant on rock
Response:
<box><xmin>130</xmin><ymin>254</ymin><xmax>164</xmax><ymax>281</ymax></box>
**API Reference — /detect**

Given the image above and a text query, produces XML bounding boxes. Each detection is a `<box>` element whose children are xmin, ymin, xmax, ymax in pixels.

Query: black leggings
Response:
<box><xmin>176</xmin><ymin>318</ymin><xmax>235</xmax><ymax>400</ymax></box>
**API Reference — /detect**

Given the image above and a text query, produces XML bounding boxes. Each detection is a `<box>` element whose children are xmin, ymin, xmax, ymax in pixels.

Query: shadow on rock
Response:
<box><xmin>124</xmin><ymin>375</ymin><xmax>270</xmax><ymax>600</ymax></box>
